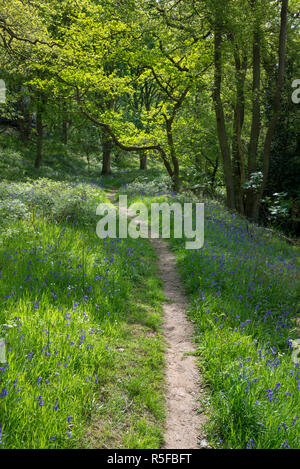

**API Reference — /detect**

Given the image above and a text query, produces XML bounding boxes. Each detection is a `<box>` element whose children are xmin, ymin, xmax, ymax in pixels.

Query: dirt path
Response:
<box><xmin>151</xmin><ymin>238</ymin><xmax>207</xmax><ymax>449</ymax></box>
<box><xmin>106</xmin><ymin>190</ymin><xmax>208</xmax><ymax>449</ymax></box>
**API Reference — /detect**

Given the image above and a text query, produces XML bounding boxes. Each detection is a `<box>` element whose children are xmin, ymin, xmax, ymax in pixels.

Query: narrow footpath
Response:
<box><xmin>107</xmin><ymin>190</ymin><xmax>208</xmax><ymax>449</ymax></box>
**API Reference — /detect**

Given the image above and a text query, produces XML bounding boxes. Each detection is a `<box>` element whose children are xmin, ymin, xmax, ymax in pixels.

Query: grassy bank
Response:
<box><xmin>122</xmin><ymin>179</ymin><xmax>300</xmax><ymax>449</ymax></box>
<box><xmin>0</xmin><ymin>165</ymin><xmax>165</xmax><ymax>448</ymax></box>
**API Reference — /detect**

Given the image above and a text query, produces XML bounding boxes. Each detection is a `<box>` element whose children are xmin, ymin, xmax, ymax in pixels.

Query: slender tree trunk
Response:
<box><xmin>165</xmin><ymin>116</ymin><xmax>180</xmax><ymax>191</ymax></box>
<box><xmin>101</xmin><ymin>131</ymin><xmax>112</xmax><ymax>175</ymax></box>
<box><xmin>245</xmin><ymin>7</ymin><xmax>261</xmax><ymax>219</ymax></box>
<box><xmin>232</xmin><ymin>49</ymin><xmax>247</xmax><ymax>214</ymax></box>
<box><xmin>213</xmin><ymin>27</ymin><xmax>235</xmax><ymax>209</ymax></box>
<box><xmin>140</xmin><ymin>151</ymin><xmax>147</xmax><ymax>170</ymax></box>
<box><xmin>172</xmin><ymin>168</ymin><xmax>180</xmax><ymax>192</ymax></box>
<box><xmin>251</xmin><ymin>0</ymin><xmax>289</xmax><ymax>218</ymax></box>
<box><xmin>157</xmin><ymin>146</ymin><xmax>175</xmax><ymax>186</ymax></box>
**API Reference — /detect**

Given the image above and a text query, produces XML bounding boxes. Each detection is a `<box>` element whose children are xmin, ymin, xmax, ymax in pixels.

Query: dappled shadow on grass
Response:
<box><xmin>0</xmin><ymin>210</ymin><xmax>165</xmax><ymax>448</ymax></box>
<box><xmin>83</xmin><ymin>289</ymin><xmax>165</xmax><ymax>449</ymax></box>
<box><xmin>172</xmin><ymin>216</ymin><xmax>298</xmax><ymax>350</ymax></box>
<box><xmin>169</xmin><ymin>201</ymin><xmax>300</xmax><ymax>449</ymax></box>
<box><xmin>0</xmin><ymin>133</ymin><xmax>163</xmax><ymax>189</ymax></box>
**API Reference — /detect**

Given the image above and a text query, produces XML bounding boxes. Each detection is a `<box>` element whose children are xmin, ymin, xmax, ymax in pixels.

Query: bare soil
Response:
<box><xmin>151</xmin><ymin>238</ymin><xmax>208</xmax><ymax>449</ymax></box>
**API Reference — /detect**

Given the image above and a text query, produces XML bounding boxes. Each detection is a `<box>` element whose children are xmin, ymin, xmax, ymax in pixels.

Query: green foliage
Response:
<box><xmin>0</xmin><ymin>178</ymin><xmax>104</xmax><ymax>226</ymax></box>
<box><xmin>120</xmin><ymin>174</ymin><xmax>173</xmax><ymax>198</ymax></box>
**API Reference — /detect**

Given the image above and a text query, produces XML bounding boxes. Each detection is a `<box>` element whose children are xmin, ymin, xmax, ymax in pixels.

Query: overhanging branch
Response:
<box><xmin>76</xmin><ymin>92</ymin><xmax>174</xmax><ymax>177</ymax></box>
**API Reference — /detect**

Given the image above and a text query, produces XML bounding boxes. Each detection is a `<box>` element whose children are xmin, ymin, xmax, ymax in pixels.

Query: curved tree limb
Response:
<box><xmin>76</xmin><ymin>92</ymin><xmax>174</xmax><ymax>178</ymax></box>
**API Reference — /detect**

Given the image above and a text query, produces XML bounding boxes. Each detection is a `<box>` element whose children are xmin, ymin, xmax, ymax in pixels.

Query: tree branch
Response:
<box><xmin>76</xmin><ymin>92</ymin><xmax>174</xmax><ymax>177</ymax></box>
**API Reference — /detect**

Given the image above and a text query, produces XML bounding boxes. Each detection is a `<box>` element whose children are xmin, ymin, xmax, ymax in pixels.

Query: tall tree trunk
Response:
<box><xmin>140</xmin><ymin>151</ymin><xmax>147</xmax><ymax>170</ymax></box>
<box><xmin>232</xmin><ymin>48</ymin><xmax>247</xmax><ymax>214</ymax></box>
<box><xmin>245</xmin><ymin>6</ymin><xmax>261</xmax><ymax>219</ymax></box>
<box><xmin>101</xmin><ymin>131</ymin><xmax>112</xmax><ymax>175</ymax></box>
<box><xmin>213</xmin><ymin>27</ymin><xmax>235</xmax><ymax>210</ymax></box>
<box><xmin>251</xmin><ymin>0</ymin><xmax>289</xmax><ymax>219</ymax></box>
<box><xmin>165</xmin><ymin>116</ymin><xmax>180</xmax><ymax>191</ymax></box>
<box><xmin>34</xmin><ymin>99</ymin><xmax>44</xmax><ymax>169</ymax></box>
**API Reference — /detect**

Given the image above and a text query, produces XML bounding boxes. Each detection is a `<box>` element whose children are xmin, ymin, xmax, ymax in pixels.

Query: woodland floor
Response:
<box><xmin>1</xmin><ymin>151</ymin><xmax>298</xmax><ymax>449</ymax></box>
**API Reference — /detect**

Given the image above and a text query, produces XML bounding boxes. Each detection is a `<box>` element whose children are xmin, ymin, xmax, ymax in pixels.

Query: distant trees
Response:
<box><xmin>0</xmin><ymin>0</ymin><xmax>298</xmax><ymax>225</ymax></box>
<box><xmin>208</xmin><ymin>0</ymin><xmax>290</xmax><ymax>218</ymax></box>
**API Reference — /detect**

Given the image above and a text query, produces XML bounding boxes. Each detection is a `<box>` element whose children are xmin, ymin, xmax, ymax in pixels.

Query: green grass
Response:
<box><xmin>2</xmin><ymin>141</ymin><xmax>299</xmax><ymax>450</ymax></box>
<box><xmin>0</xmin><ymin>133</ymin><xmax>163</xmax><ymax>189</ymax></box>
<box><xmin>0</xmin><ymin>159</ymin><xmax>166</xmax><ymax>448</ymax></box>
<box><xmin>99</xmin><ymin>168</ymin><xmax>163</xmax><ymax>190</ymax></box>
<box><xmin>123</xmin><ymin>181</ymin><xmax>300</xmax><ymax>450</ymax></box>
<box><xmin>172</xmin><ymin>202</ymin><xmax>300</xmax><ymax>449</ymax></box>
<box><xmin>83</xmin><ymin>241</ymin><xmax>166</xmax><ymax>449</ymax></box>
